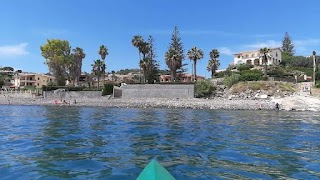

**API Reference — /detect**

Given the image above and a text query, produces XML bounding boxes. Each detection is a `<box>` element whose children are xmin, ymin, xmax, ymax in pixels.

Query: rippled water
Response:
<box><xmin>0</xmin><ymin>105</ymin><xmax>320</xmax><ymax>179</ymax></box>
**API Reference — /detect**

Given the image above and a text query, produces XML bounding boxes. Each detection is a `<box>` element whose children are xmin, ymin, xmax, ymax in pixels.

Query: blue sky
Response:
<box><xmin>0</xmin><ymin>0</ymin><xmax>319</xmax><ymax>78</ymax></box>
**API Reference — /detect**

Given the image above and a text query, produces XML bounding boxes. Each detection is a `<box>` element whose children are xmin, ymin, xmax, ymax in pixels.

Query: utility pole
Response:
<box><xmin>313</xmin><ymin>51</ymin><xmax>317</xmax><ymax>86</ymax></box>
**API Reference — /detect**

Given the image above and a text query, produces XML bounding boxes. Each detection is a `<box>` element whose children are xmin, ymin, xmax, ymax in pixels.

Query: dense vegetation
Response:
<box><xmin>132</xmin><ymin>35</ymin><xmax>160</xmax><ymax>83</ymax></box>
<box><xmin>215</xmin><ymin>32</ymin><xmax>319</xmax><ymax>89</ymax></box>
<box><xmin>40</xmin><ymin>39</ymin><xmax>86</xmax><ymax>86</ymax></box>
<box><xmin>195</xmin><ymin>80</ymin><xmax>216</xmax><ymax>98</ymax></box>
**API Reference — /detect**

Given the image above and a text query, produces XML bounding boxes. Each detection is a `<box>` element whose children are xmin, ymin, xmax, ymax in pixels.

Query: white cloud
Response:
<box><xmin>295</xmin><ymin>39</ymin><xmax>320</xmax><ymax>46</ymax></box>
<box><xmin>0</xmin><ymin>43</ymin><xmax>29</xmax><ymax>57</ymax></box>
<box><xmin>245</xmin><ymin>40</ymin><xmax>281</xmax><ymax>49</ymax></box>
<box><xmin>218</xmin><ymin>47</ymin><xmax>234</xmax><ymax>56</ymax></box>
<box><xmin>293</xmin><ymin>39</ymin><xmax>320</xmax><ymax>55</ymax></box>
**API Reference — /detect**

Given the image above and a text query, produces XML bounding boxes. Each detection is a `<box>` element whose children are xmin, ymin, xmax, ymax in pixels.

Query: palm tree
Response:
<box><xmin>187</xmin><ymin>47</ymin><xmax>204</xmax><ymax>81</ymax></box>
<box><xmin>207</xmin><ymin>49</ymin><xmax>220</xmax><ymax>78</ymax></box>
<box><xmin>111</xmin><ymin>70</ymin><xmax>116</xmax><ymax>81</ymax></box>
<box><xmin>165</xmin><ymin>48</ymin><xmax>180</xmax><ymax>81</ymax></box>
<box><xmin>99</xmin><ymin>45</ymin><xmax>108</xmax><ymax>85</ymax></box>
<box><xmin>91</xmin><ymin>59</ymin><xmax>105</xmax><ymax>89</ymax></box>
<box><xmin>73</xmin><ymin>47</ymin><xmax>85</xmax><ymax>85</ymax></box>
<box><xmin>132</xmin><ymin>35</ymin><xmax>144</xmax><ymax>83</ymax></box>
<box><xmin>139</xmin><ymin>42</ymin><xmax>151</xmax><ymax>82</ymax></box>
<box><xmin>259</xmin><ymin>47</ymin><xmax>271</xmax><ymax>77</ymax></box>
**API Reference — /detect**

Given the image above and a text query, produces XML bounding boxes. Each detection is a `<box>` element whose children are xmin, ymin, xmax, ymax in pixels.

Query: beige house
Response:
<box><xmin>233</xmin><ymin>48</ymin><xmax>282</xmax><ymax>66</ymax></box>
<box><xmin>14</xmin><ymin>73</ymin><xmax>55</xmax><ymax>89</ymax></box>
<box><xmin>160</xmin><ymin>74</ymin><xmax>205</xmax><ymax>82</ymax></box>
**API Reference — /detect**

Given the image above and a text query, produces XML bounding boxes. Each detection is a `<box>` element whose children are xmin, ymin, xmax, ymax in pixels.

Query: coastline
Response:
<box><xmin>1</xmin><ymin>95</ymin><xmax>320</xmax><ymax>111</ymax></box>
<box><xmin>0</xmin><ymin>96</ymin><xmax>277</xmax><ymax>110</ymax></box>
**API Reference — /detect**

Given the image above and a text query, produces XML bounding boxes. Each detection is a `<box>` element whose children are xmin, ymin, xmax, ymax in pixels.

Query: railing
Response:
<box><xmin>0</xmin><ymin>90</ymin><xmax>42</xmax><ymax>94</ymax></box>
<box><xmin>19</xmin><ymin>80</ymin><xmax>36</xmax><ymax>82</ymax></box>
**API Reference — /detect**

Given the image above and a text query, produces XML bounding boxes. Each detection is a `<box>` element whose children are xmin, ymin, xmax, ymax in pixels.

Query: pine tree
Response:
<box><xmin>281</xmin><ymin>32</ymin><xmax>295</xmax><ymax>55</ymax></box>
<box><xmin>146</xmin><ymin>36</ymin><xmax>160</xmax><ymax>83</ymax></box>
<box><xmin>165</xmin><ymin>26</ymin><xmax>186</xmax><ymax>81</ymax></box>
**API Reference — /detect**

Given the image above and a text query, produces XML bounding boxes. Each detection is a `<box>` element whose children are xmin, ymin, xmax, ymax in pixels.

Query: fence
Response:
<box><xmin>0</xmin><ymin>90</ymin><xmax>40</xmax><ymax>98</ymax></box>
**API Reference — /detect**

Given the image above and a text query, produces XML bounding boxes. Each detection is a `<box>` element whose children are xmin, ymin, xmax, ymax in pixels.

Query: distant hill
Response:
<box><xmin>115</xmin><ymin>68</ymin><xmax>140</xmax><ymax>75</ymax></box>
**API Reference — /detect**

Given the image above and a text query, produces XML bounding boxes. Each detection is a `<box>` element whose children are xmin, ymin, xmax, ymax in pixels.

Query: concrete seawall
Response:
<box><xmin>120</xmin><ymin>84</ymin><xmax>195</xmax><ymax>99</ymax></box>
<box><xmin>43</xmin><ymin>91</ymin><xmax>102</xmax><ymax>99</ymax></box>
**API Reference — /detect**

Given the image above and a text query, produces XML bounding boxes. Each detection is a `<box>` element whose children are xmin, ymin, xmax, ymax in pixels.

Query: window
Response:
<box><xmin>245</xmin><ymin>54</ymin><xmax>248</xmax><ymax>58</ymax></box>
<box><xmin>38</xmin><ymin>78</ymin><xmax>40</xmax><ymax>80</ymax></box>
<box><xmin>237</xmin><ymin>55</ymin><xmax>240</xmax><ymax>58</ymax></box>
<box><xmin>37</xmin><ymin>83</ymin><xmax>39</xmax><ymax>86</ymax></box>
<box><xmin>251</xmin><ymin>54</ymin><xmax>255</xmax><ymax>57</ymax></box>
<box><xmin>276</xmin><ymin>52</ymin><xmax>278</xmax><ymax>57</ymax></box>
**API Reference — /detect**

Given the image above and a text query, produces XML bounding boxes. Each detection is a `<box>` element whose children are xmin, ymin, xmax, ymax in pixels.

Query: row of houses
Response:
<box><xmin>2</xmin><ymin>72</ymin><xmax>205</xmax><ymax>89</ymax></box>
<box><xmin>1</xmin><ymin>47</ymin><xmax>284</xmax><ymax>89</ymax></box>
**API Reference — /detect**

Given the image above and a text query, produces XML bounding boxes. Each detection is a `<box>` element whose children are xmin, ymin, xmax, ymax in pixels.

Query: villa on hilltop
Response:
<box><xmin>233</xmin><ymin>48</ymin><xmax>282</xmax><ymax>66</ymax></box>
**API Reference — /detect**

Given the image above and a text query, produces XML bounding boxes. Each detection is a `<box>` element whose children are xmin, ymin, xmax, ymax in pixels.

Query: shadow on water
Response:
<box><xmin>1</xmin><ymin>106</ymin><xmax>320</xmax><ymax>179</ymax></box>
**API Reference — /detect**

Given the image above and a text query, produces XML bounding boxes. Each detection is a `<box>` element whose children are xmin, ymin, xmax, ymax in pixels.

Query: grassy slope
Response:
<box><xmin>230</xmin><ymin>81</ymin><xmax>297</xmax><ymax>94</ymax></box>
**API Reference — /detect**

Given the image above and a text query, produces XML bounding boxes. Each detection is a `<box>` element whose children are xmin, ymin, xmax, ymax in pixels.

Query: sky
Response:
<box><xmin>0</xmin><ymin>0</ymin><xmax>320</xmax><ymax>78</ymax></box>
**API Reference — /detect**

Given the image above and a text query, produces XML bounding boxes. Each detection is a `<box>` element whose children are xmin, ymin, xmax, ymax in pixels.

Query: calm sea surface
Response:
<box><xmin>0</xmin><ymin>105</ymin><xmax>320</xmax><ymax>179</ymax></box>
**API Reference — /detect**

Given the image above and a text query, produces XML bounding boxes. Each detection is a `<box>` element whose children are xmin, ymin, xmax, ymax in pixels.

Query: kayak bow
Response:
<box><xmin>137</xmin><ymin>159</ymin><xmax>175</xmax><ymax>180</ymax></box>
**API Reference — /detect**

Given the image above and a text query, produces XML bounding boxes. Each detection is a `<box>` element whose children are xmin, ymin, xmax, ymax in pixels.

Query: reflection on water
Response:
<box><xmin>0</xmin><ymin>105</ymin><xmax>320</xmax><ymax>179</ymax></box>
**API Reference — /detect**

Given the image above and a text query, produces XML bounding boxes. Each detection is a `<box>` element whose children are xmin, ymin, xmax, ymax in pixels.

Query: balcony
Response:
<box><xmin>19</xmin><ymin>79</ymin><xmax>36</xmax><ymax>83</ymax></box>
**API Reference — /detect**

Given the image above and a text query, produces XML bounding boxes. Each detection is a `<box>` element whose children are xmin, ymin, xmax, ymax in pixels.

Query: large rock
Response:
<box><xmin>260</xmin><ymin>94</ymin><xmax>268</xmax><ymax>99</ymax></box>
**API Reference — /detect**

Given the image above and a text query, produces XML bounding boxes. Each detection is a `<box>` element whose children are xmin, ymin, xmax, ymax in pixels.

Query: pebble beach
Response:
<box><xmin>0</xmin><ymin>95</ymin><xmax>277</xmax><ymax>110</ymax></box>
<box><xmin>1</xmin><ymin>94</ymin><xmax>320</xmax><ymax>111</ymax></box>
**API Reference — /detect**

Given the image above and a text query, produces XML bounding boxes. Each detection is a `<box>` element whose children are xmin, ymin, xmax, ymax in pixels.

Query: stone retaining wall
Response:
<box><xmin>120</xmin><ymin>84</ymin><xmax>194</xmax><ymax>99</ymax></box>
<box><xmin>43</xmin><ymin>91</ymin><xmax>102</xmax><ymax>99</ymax></box>
<box><xmin>0</xmin><ymin>91</ymin><xmax>36</xmax><ymax>98</ymax></box>
<box><xmin>113</xmin><ymin>86</ymin><xmax>122</xmax><ymax>98</ymax></box>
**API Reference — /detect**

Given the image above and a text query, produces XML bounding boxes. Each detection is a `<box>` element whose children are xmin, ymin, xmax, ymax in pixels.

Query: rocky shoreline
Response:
<box><xmin>0</xmin><ymin>95</ymin><xmax>284</xmax><ymax>111</ymax></box>
<box><xmin>1</xmin><ymin>94</ymin><xmax>319</xmax><ymax>111</ymax></box>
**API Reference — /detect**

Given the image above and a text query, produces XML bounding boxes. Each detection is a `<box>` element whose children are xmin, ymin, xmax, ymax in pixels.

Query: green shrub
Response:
<box><xmin>268</xmin><ymin>68</ymin><xmax>285</xmax><ymax>77</ymax></box>
<box><xmin>223</xmin><ymin>74</ymin><xmax>240</xmax><ymax>88</ymax></box>
<box><xmin>215</xmin><ymin>70</ymin><xmax>232</xmax><ymax>78</ymax></box>
<box><xmin>195</xmin><ymin>80</ymin><xmax>216</xmax><ymax>98</ymax></box>
<box><xmin>239</xmin><ymin>70</ymin><xmax>264</xmax><ymax>81</ymax></box>
<box><xmin>102</xmin><ymin>84</ymin><xmax>114</xmax><ymax>96</ymax></box>
<box><xmin>0</xmin><ymin>78</ymin><xmax>4</xmax><ymax>88</ymax></box>
<box><xmin>236</xmin><ymin>64</ymin><xmax>253</xmax><ymax>71</ymax></box>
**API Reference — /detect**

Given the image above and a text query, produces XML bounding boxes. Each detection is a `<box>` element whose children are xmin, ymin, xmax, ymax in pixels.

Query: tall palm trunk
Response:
<box><xmin>97</xmin><ymin>76</ymin><xmax>100</xmax><ymax>89</ymax></box>
<box><xmin>139</xmin><ymin>52</ymin><xmax>142</xmax><ymax>83</ymax></box>
<box><xmin>211</xmin><ymin>69</ymin><xmax>214</xmax><ymax>79</ymax></box>
<box><xmin>170</xmin><ymin>59</ymin><xmax>176</xmax><ymax>82</ymax></box>
<box><xmin>171</xmin><ymin>70</ymin><xmax>175</xmax><ymax>82</ymax></box>
<box><xmin>103</xmin><ymin>60</ymin><xmax>106</xmax><ymax>86</ymax></box>
<box><xmin>263</xmin><ymin>55</ymin><xmax>267</xmax><ymax>77</ymax></box>
<box><xmin>194</xmin><ymin>60</ymin><xmax>197</xmax><ymax>81</ymax></box>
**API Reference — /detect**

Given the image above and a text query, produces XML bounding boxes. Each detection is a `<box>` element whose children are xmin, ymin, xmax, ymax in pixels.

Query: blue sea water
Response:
<box><xmin>0</xmin><ymin>105</ymin><xmax>320</xmax><ymax>179</ymax></box>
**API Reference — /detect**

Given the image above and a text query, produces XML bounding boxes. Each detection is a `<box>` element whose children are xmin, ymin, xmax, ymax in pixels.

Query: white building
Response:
<box><xmin>233</xmin><ymin>48</ymin><xmax>282</xmax><ymax>66</ymax></box>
